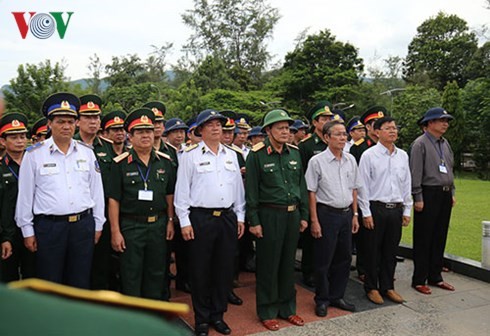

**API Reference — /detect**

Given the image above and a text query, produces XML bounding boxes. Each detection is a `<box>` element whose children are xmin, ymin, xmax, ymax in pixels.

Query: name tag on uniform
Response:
<box><xmin>75</xmin><ymin>159</ymin><xmax>89</xmax><ymax>172</ymax></box>
<box><xmin>439</xmin><ymin>164</ymin><xmax>448</xmax><ymax>174</ymax></box>
<box><xmin>40</xmin><ymin>163</ymin><xmax>59</xmax><ymax>175</ymax></box>
<box><xmin>138</xmin><ymin>189</ymin><xmax>154</xmax><ymax>201</ymax></box>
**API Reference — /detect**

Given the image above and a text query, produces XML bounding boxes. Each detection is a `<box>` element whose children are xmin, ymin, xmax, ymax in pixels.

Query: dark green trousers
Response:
<box><xmin>120</xmin><ymin>216</ymin><xmax>168</xmax><ymax>300</ymax></box>
<box><xmin>255</xmin><ymin>207</ymin><xmax>300</xmax><ymax>320</ymax></box>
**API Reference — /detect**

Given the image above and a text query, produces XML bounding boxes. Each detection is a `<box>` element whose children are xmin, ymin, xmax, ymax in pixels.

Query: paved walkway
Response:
<box><xmin>251</xmin><ymin>259</ymin><xmax>490</xmax><ymax>336</ymax></box>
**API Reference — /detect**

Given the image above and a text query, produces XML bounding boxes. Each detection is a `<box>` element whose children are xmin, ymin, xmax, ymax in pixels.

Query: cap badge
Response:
<box><xmin>211</xmin><ymin>111</ymin><xmax>216</xmax><ymax>115</ymax></box>
<box><xmin>280</xmin><ymin>112</ymin><xmax>286</xmax><ymax>116</ymax></box>
<box><xmin>325</xmin><ymin>106</ymin><xmax>331</xmax><ymax>113</ymax></box>
<box><xmin>378</xmin><ymin>111</ymin><xmax>384</xmax><ymax>117</ymax></box>
<box><xmin>114</xmin><ymin>116</ymin><xmax>121</xmax><ymax>123</ymax></box>
<box><xmin>12</xmin><ymin>120</ymin><xmax>20</xmax><ymax>127</ymax></box>
<box><xmin>443</xmin><ymin>110</ymin><xmax>448</xmax><ymax>114</ymax></box>
<box><xmin>87</xmin><ymin>101</ymin><xmax>95</xmax><ymax>109</ymax></box>
<box><xmin>176</xmin><ymin>121</ymin><xmax>181</xmax><ymax>125</ymax></box>
<box><xmin>141</xmin><ymin>115</ymin><xmax>149</xmax><ymax>123</ymax></box>
<box><xmin>61</xmin><ymin>101</ymin><xmax>70</xmax><ymax>109</ymax></box>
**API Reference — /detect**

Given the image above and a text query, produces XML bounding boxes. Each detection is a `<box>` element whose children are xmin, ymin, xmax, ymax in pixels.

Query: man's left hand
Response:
<box><xmin>237</xmin><ymin>221</ymin><xmax>245</xmax><ymax>239</ymax></box>
<box><xmin>402</xmin><ymin>216</ymin><xmax>410</xmax><ymax>227</ymax></box>
<box><xmin>95</xmin><ymin>231</ymin><xmax>102</xmax><ymax>244</ymax></box>
<box><xmin>299</xmin><ymin>220</ymin><xmax>308</xmax><ymax>232</ymax></box>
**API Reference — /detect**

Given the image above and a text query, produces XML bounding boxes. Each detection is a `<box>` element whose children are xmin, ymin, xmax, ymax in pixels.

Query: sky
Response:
<box><xmin>0</xmin><ymin>0</ymin><xmax>489</xmax><ymax>86</ymax></box>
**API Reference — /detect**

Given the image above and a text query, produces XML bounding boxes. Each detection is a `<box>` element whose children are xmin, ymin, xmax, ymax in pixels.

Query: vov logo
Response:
<box><xmin>12</xmin><ymin>12</ymin><xmax>74</xmax><ymax>39</ymax></box>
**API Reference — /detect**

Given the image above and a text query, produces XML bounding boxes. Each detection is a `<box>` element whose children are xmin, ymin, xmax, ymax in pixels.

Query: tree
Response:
<box><xmin>182</xmin><ymin>0</ymin><xmax>280</xmax><ymax>90</ymax></box>
<box><xmin>464</xmin><ymin>41</ymin><xmax>490</xmax><ymax>80</ymax></box>
<box><xmin>404</xmin><ymin>12</ymin><xmax>478</xmax><ymax>90</ymax></box>
<box><xmin>146</xmin><ymin>43</ymin><xmax>173</xmax><ymax>83</ymax></box>
<box><xmin>390</xmin><ymin>85</ymin><xmax>441</xmax><ymax>150</ymax></box>
<box><xmin>189</xmin><ymin>55</ymin><xmax>241</xmax><ymax>93</ymax></box>
<box><xmin>441</xmin><ymin>81</ymin><xmax>464</xmax><ymax>169</ymax></box>
<box><xmin>2</xmin><ymin>60</ymin><xmax>69</xmax><ymax>123</ymax></box>
<box><xmin>105</xmin><ymin>54</ymin><xmax>148</xmax><ymax>87</ymax></box>
<box><xmin>86</xmin><ymin>53</ymin><xmax>104</xmax><ymax>95</ymax></box>
<box><xmin>271</xmin><ymin>29</ymin><xmax>363</xmax><ymax>111</ymax></box>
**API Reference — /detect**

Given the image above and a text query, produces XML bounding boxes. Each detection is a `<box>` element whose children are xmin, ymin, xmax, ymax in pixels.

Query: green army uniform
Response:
<box><xmin>227</xmin><ymin>144</ymin><xmax>246</xmax><ymax>169</ymax></box>
<box><xmin>0</xmin><ymin>113</ymin><xmax>35</xmax><ymax>282</ymax></box>
<box><xmin>76</xmin><ymin>95</ymin><xmax>118</xmax><ymax>290</ymax></box>
<box><xmin>297</xmin><ymin>101</ymin><xmax>333</xmax><ymax>285</ymax></box>
<box><xmin>158</xmin><ymin>140</ymin><xmax>178</xmax><ymax>168</ymax></box>
<box><xmin>1</xmin><ymin>280</ymin><xmax>188</xmax><ymax>336</ymax></box>
<box><xmin>0</xmin><ymin>161</ymin><xmax>4</xmax><ymax>280</ymax></box>
<box><xmin>1</xmin><ymin>154</ymin><xmax>36</xmax><ymax>282</ymax></box>
<box><xmin>246</xmin><ymin>133</ymin><xmax>309</xmax><ymax>321</ymax></box>
<box><xmin>107</xmin><ymin>108</ymin><xmax>176</xmax><ymax>300</ymax></box>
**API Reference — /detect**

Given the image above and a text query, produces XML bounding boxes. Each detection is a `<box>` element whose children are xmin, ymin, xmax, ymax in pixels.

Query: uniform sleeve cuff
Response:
<box><xmin>21</xmin><ymin>225</ymin><xmax>35</xmax><ymax>238</ymax></box>
<box><xmin>179</xmin><ymin>217</ymin><xmax>191</xmax><ymax>228</ymax></box>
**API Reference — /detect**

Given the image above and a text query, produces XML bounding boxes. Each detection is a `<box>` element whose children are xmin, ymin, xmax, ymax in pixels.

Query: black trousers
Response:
<box><xmin>314</xmin><ymin>205</ymin><xmax>352</xmax><ymax>305</ymax></box>
<box><xmin>363</xmin><ymin>203</ymin><xmax>402</xmax><ymax>293</ymax></box>
<box><xmin>188</xmin><ymin>208</ymin><xmax>237</xmax><ymax>325</ymax></box>
<box><xmin>412</xmin><ymin>187</ymin><xmax>452</xmax><ymax>286</ymax></box>
<box><xmin>172</xmin><ymin>220</ymin><xmax>190</xmax><ymax>289</ymax></box>
<box><xmin>354</xmin><ymin>209</ymin><xmax>367</xmax><ymax>277</ymax></box>
<box><xmin>34</xmin><ymin>213</ymin><xmax>95</xmax><ymax>289</ymax></box>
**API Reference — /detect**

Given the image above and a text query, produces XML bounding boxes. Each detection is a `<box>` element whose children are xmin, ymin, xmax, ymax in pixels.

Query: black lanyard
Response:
<box><xmin>7</xmin><ymin>165</ymin><xmax>19</xmax><ymax>180</ymax></box>
<box><xmin>425</xmin><ymin>133</ymin><xmax>445</xmax><ymax>165</ymax></box>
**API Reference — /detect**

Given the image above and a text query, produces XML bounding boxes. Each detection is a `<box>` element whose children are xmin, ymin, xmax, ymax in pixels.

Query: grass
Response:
<box><xmin>401</xmin><ymin>175</ymin><xmax>490</xmax><ymax>262</ymax></box>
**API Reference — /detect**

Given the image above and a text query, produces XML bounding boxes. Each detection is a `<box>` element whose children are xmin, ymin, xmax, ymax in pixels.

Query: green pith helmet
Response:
<box><xmin>261</xmin><ymin>109</ymin><xmax>294</xmax><ymax>131</ymax></box>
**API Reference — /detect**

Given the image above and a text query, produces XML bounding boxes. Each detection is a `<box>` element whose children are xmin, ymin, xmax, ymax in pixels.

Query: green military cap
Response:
<box><xmin>307</xmin><ymin>101</ymin><xmax>334</xmax><ymax>122</ymax></box>
<box><xmin>124</xmin><ymin>108</ymin><xmax>155</xmax><ymax>132</ymax></box>
<box><xmin>220</xmin><ymin>110</ymin><xmax>237</xmax><ymax>131</ymax></box>
<box><xmin>142</xmin><ymin>101</ymin><xmax>166</xmax><ymax>122</ymax></box>
<box><xmin>79</xmin><ymin>94</ymin><xmax>102</xmax><ymax>116</ymax></box>
<box><xmin>262</xmin><ymin>109</ymin><xmax>294</xmax><ymax>131</ymax></box>
<box><xmin>31</xmin><ymin>117</ymin><xmax>48</xmax><ymax>138</ymax></box>
<box><xmin>360</xmin><ymin>105</ymin><xmax>387</xmax><ymax>125</ymax></box>
<box><xmin>42</xmin><ymin>92</ymin><xmax>80</xmax><ymax>119</ymax></box>
<box><xmin>0</xmin><ymin>112</ymin><xmax>28</xmax><ymax>136</ymax></box>
<box><xmin>101</xmin><ymin>110</ymin><xmax>126</xmax><ymax>130</ymax></box>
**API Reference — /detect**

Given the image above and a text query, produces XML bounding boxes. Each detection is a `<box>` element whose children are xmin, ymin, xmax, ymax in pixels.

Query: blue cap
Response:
<box><xmin>346</xmin><ymin>116</ymin><xmax>364</xmax><ymax>133</ymax></box>
<box><xmin>290</xmin><ymin>119</ymin><xmax>308</xmax><ymax>133</ymax></box>
<box><xmin>164</xmin><ymin>118</ymin><xmax>188</xmax><ymax>135</ymax></box>
<box><xmin>235</xmin><ymin>113</ymin><xmax>252</xmax><ymax>130</ymax></box>
<box><xmin>420</xmin><ymin>107</ymin><xmax>454</xmax><ymax>124</ymax></box>
<box><xmin>248</xmin><ymin>126</ymin><xmax>265</xmax><ymax>139</ymax></box>
<box><xmin>195</xmin><ymin>109</ymin><xmax>227</xmax><ymax>136</ymax></box>
<box><xmin>332</xmin><ymin>109</ymin><xmax>346</xmax><ymax>122</ymax></box>
<box><xmin>42</xmin><ymin>92</ymin><xmax>80</xmax><ymax>119</ymax></box>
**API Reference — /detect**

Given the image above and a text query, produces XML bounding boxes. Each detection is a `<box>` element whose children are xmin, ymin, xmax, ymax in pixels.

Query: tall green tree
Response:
<box><xmin>403</xmin><ymin>12</ymin><xmax>478</xmax><ymax>90</ymax></box>
<box><xmin>464</xmin><ymin>41</ymin><xmax>490</xmax><ymax>81</ymax></box>
<box><xmin>182</xmin><ymin>0</ymin><xmax>280</xmax><ymax>90</ymax></box>
<box><xmin>2</xmin><ymin>60</ymin><xmax>69</xmax><ymax>123</ymax></box>
<box><xmin>271</xmin><ymin>29</ymin><xmax>363</xmax><ymax>111</ymax></box>
<box><xmin>441</xmin><ymin>81</ymin><xmax>464</xmax><ymax>169</ymax></box>
<box><xmin>105</xmin><ymin>54</ymin><xmax>148</xmax><ymax>87</ymax></box>
<box><xmin>86</xmin><ymin>53</ymin><xmax>104</xmax><ymax>95</ymax></box>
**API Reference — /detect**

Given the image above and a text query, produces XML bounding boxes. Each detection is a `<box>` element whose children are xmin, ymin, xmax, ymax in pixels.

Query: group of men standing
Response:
<box><xmin>0</xmin><ymin>93</ymin><xmax>456</xmax><ymax>336</ymax></box>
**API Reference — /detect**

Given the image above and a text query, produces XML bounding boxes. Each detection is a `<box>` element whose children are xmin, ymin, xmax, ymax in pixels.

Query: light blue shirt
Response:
<box><xmin>174</xmin><ymin>141</ymin><xmax>245</xmax><ymax>227</ymax></box>
<box><xmin>357</xmin><ymin>142</ymin><xmax>413</xmax><ymax>217</ymax></box>
<box><xmin>15</xmin><ymin>137</ymin><xmax>106</xmax><ymax>237</ymax></box>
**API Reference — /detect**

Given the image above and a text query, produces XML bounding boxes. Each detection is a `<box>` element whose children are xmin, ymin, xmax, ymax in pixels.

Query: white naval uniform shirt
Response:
<box><xmin>15</xmin><ymin>138</ymin><xmax>106</xmax><ymax>237</ymax></box>
<box><xmin>357</xmin><ymin>142</ymin><xmax>413</xmax><ymax>217</ymax></box>
<box><xmin>174</xmin><ymin>141</ymin><xmax>245</xmax><ymax>227</ymax></box>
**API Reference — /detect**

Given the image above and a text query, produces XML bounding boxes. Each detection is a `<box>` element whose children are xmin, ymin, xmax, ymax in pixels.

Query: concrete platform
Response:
<box><xmin>250</xmin><ymin>258</ymin><xmax>490</xmax><ymax>336</ymax></box>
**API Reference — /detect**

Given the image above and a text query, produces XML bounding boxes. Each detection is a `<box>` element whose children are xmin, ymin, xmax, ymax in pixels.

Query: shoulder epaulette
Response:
<box><xmin>76</xmin><ymin>140</ymin><xmax>94</xmax><ymax>150</ymax></box>
<box><xmin>156</xmin><ymin>150</ymin><xmax>172</xmax><ymax>161</ymax></box>
<box><xmin>99</xmin><ymin>136</ymin><xmax>114</xmax><ymax>144</ymax></box>
<box><xmin>252</xmin><ymin>142</ymin><xmax>265</xmax><ymax>152</ymax></box>
<box><xmin>224</xmin><ymin>144</ymin><xmax>243</xmax><ymax>155</ymax></box>
<box><xmin>165</xmin><ymin>142</ymin><xmax>177</xmax><ymax>151</ymax></box>
<box><xmin>286</xmin><ymin>143</ymin><xmax>299</xmax><ymax>150</ymax></box>
<box><xmin>26</xmin><ymin>141</ymin><xmax>44</xmax><ymax>152</ymax></box>
<box><xmin>113</xmin><ymin>152</ymin><xmax>130</xmax><ymax>163</ymax></box>
<box><xmin>185</xmin><ymin>143</ymin><xmax>199</xmax><ymax>152</ymax></box>
<box><xmin>354</xmin><ymin>138</ymin><xmax>365</xmax><ymax>146</ymax></box>
<box><xmin>300</xmin><ymin>134</ymin><xmax>312</xmax><ymax>143</ymax></box>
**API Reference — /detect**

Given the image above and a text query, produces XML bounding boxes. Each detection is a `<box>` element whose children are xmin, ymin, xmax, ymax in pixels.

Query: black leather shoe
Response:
<box><xmin>228</xmin><ymin>291</ymin><xmax>243</xmax><ymax>305</ymax></box>
<box><xmin>194</xmin><ymin>323</ymin><xmax>209</xmax><ymax>336</ymax></box>
<box><xmin>212</xmin><ymin>320</ymin><xmax>231</xmax><ymax>335</ymax></box>
<box><xmin>330</xmin><ymin>298</ymin><xmax>356</xmax><ymax>312</ymax></box>
<box><xmin>176</xmin><ymin>282</ymin><xmax>192</xmax><ymax>294</ymax></box>
<box><xmin>315</xmin><ymin>304</ymin><xmax>327</xmax><ymax>317</ymax></box>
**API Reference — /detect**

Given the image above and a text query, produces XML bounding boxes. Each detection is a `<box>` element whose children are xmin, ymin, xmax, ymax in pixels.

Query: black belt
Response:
<box><xmin>423</xmin><ymin>185</ymin><xmax>452</xmax><ymax>192</ymax></box>
<box><xmin>260</xmin><ymin>203</ymin><xmax>298</xmax><ymax>212</ymax></box>
<box><xmin>38</xmin><ymin>209</ymin><xmax>92</xmax><ymax>223</ymax></box>
<box><xmin>121</xmin><ymin>212</ymin><xmax>165</xmax><ymax>223</ymax></box>
<box><xmin>190</xmin><ymin>206</ymin><xmax>232</xmax><ymax>217</ymax></box>
<box><xmin>317</xmin><ymin>203</ymin><xmax>352</xmax><ymax>214</ymax></box>
<box><xmin>371</xmin><ymin>201</ymin><xmax>403</xmax><ymax>209</ymax></box>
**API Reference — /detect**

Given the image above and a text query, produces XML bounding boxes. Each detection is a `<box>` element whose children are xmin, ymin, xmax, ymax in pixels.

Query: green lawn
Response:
<box><xmin>401</xmin><ymin>176</ymin><xmax>490</xmax><ymax>262</ymax></box>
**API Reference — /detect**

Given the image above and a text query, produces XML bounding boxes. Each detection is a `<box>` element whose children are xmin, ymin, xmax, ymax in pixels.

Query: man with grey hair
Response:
<box><xmin>305</xmin><ymin>120</ymin><xmax>360</xmax><ymax>317</ymax></box>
